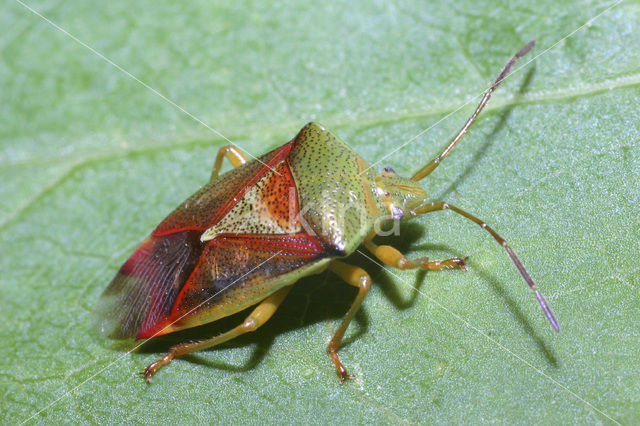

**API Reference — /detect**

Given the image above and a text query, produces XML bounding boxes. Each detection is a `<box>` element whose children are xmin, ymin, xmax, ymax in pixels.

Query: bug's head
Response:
<box><xmin>375</xmin><ymin>167</ymin><xmax>427</xmax><ymax>220</ymax></box>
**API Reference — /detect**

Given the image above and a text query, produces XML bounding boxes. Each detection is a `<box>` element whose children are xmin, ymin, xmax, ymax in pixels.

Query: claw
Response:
<box><xmin>139</xmin><ymin>370</ymin><xmax>153</xmax><ymax>383</ymax></box>
<box><xmin>456</xmin><ymin>257</ymin><xmax>468</xmax><ymax>271</ymax></box>
<box><xmin>415</xmin><ymin>256</ymin><xmax>467</xmax><ymax>271</ymax></box>
<box><xmin>337</xmin><ymin>365</ymin><xmax>355</xmax><ymax>384</ymax></box>
<box><xmin>141</xmin><ymin>354</ymin><xmax>173</xmax><ymax>383</ymax></box>
<box><xmin>330</xmin><ymin>350</ymin><xmax>356</xmax><ymax>384</ymax></box>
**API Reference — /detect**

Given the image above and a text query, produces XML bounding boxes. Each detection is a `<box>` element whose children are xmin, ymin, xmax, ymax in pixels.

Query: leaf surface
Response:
<box><xmin>2</xmin><ymin>0</ymin><xmax>639</xmax><ymax>424</ymax></box>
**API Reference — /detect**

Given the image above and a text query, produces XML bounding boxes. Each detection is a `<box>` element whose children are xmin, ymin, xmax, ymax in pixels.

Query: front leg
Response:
<box><xmin>364</xmin><ymin>239</ymin><xmax>466</xmax><ymax>271</ymax></box>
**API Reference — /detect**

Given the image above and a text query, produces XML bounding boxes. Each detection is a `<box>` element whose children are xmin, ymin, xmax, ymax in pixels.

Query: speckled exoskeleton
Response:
<box><xmin>96</xmin><ymin>41</ymin><xmax>558</xmax><ymax>383</ymax></box>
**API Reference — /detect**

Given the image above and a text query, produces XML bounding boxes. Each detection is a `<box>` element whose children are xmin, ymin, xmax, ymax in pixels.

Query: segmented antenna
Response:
<box><xmin>412</xmin><ymin>41</ymin><xmax>535</xmax><ymax>182</ymax></box>
<box><xmin>409</xmin><ymin>41</ymin><xmax>561</xmax><ymax>332</ymax></box>
<box><xmin>412</xmin><ymin>200</ymin><xmax>559</xmax><ymax>332</ymax></box>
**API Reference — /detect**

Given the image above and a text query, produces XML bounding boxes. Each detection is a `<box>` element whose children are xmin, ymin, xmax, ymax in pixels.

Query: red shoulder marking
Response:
<box><xmin>206</xmin><ymin>143</ymin><xmax>295</xmax><ymax>230</ymax></box>
<box><xmin>153</xmin><ymin>140</ymin><xmax>294</xmax><ymax>236</ymax></box>
<box><xmin>261</xmin><ymin>161</ymin><xmax>300</xmax><ymax>230</ymax></box>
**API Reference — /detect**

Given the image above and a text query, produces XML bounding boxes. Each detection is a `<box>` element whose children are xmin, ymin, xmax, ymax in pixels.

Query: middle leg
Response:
<box><xmin>327</xmin><ymin>260</ymin><xmax>372</xmax><ymax>383</ymax></box>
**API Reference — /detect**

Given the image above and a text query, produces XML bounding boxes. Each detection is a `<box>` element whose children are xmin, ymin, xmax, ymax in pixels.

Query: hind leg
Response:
<box><xmin>142</xmin><ymin>285</ymin><xmax>292</xmax><ymax>382</ymax></box>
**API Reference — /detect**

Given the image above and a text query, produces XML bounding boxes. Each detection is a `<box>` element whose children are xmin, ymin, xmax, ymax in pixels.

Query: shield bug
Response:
<box><xmin>96</xmin><ymin>40</ymin><xmax>558</xmax><ymax>383</ymax></box>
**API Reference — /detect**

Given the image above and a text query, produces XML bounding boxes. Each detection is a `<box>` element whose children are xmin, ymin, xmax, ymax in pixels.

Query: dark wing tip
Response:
<box><xmin>93</xmin><ymin>272</ymin><xmax>148</xmax><ymax>340</ymax></box>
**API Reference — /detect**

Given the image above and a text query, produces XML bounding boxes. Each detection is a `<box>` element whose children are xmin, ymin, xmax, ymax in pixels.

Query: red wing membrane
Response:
<box><xmin>153</xmin><ymin>141</ymin><xmax>293</xmax><ymax>236</ymax></box>
<box><xmin>95</xmin><ymin>231</ymin><xmax>204</xmax><ymax>339</ymax></box>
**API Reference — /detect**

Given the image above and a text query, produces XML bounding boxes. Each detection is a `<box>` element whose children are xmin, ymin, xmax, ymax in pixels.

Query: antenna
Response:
<box><xmin>412</xmin><ymin>41</ymin><xmax>535</xmax><ymax>181</ymax></box>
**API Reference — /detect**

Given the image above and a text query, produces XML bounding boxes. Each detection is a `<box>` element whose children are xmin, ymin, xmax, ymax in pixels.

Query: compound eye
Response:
<box><xmin>391</xmin><ymin>205</ymin><xmax>404</xmax><ymax>221</ymax></box>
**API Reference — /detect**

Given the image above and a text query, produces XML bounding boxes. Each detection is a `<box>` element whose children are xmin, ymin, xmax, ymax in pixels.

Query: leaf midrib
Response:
<box><xmin>3</xmin><ymin>71</ymin><xmax>639</xmax><ymax>171</ymax></box>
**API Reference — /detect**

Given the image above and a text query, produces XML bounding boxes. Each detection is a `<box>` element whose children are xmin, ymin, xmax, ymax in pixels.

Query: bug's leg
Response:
<box><xmin>411</xmin><ymin>201</ymin><xmax>560</xmax><ymax>332</ymax></box>
<box><xmin>364</xmin><ymin>238</ymin><xmax>466</xmax><ymax>271</ymax></box>
<box><xmin>327</xmin><ymin>260</ymin><xmax>372</xmax><ymax>383</ymax></box>
<box><xmin>142</xmin><ymin>285</ymin><xmax>292</xmax><ymax>382</ymax></box>
<box><xmin>210</xmin><ymin>145</ymin><xmax>248</xmax><ymax>180</ymax></box>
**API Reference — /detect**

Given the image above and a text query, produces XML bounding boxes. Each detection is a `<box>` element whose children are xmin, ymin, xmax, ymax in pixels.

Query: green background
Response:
<box><xmin>2</xmin><ymin>0</ymin><xmax>639</xmax><ymax>424</ymax></box>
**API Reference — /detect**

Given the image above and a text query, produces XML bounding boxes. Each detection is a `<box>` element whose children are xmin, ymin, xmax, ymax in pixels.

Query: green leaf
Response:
<box><xmin>2</xmin><ymin>0</ymin><xmax>639</xmax><ymax>423</ymax></box>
